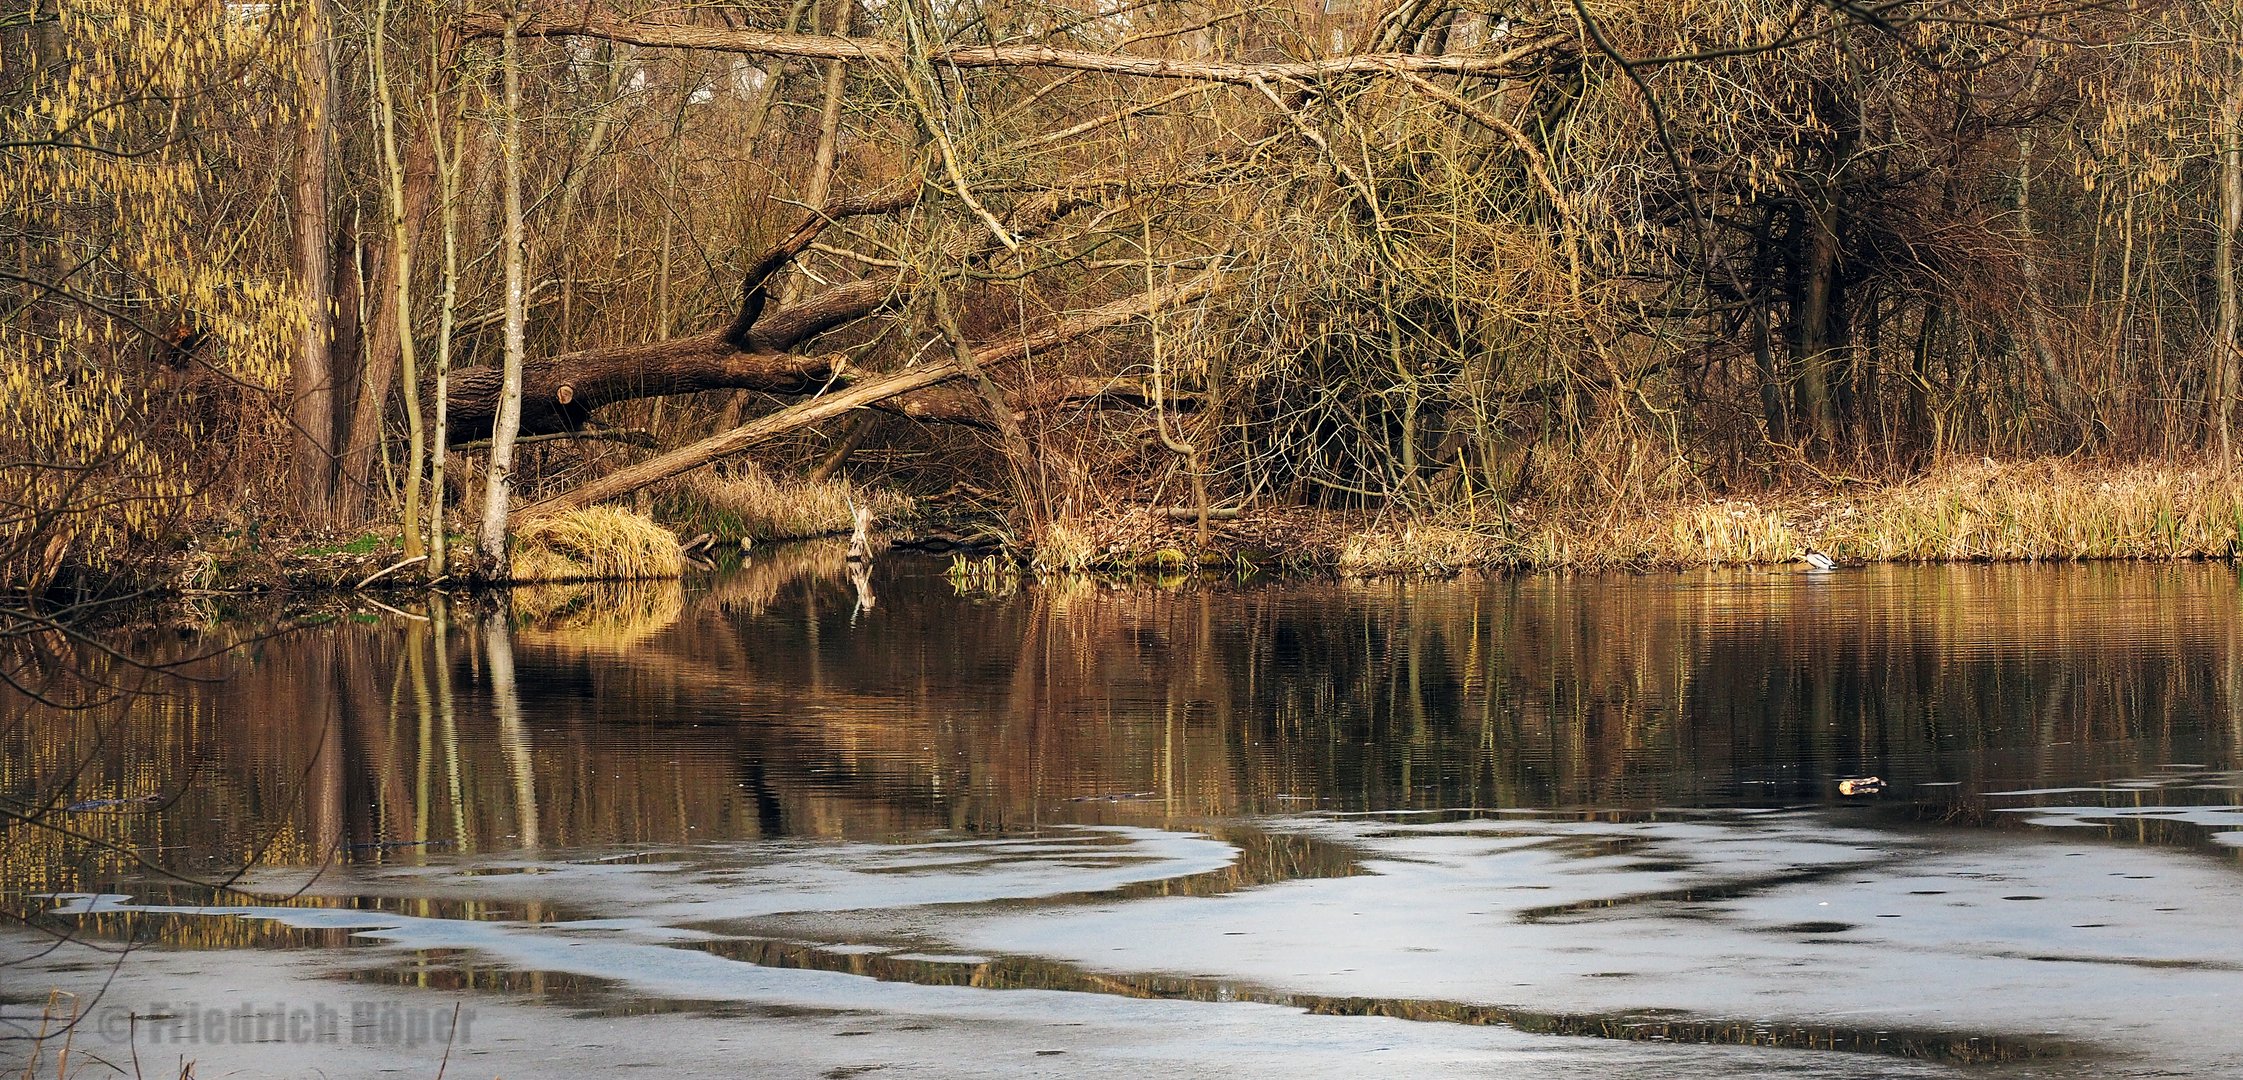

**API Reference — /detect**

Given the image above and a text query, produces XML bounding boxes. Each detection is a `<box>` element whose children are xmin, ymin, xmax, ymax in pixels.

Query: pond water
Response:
<box><xmin>5</xmin><ymin>550</ymin><xmax>2242</xmax><ymax>1078</ymax></box>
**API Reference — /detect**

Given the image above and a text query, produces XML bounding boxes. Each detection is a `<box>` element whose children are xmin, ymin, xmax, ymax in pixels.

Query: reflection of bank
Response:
<box><xmin>13</xmin><ymin>560</ymin><xmax>2243</xmax><ymax>929</ymax></box>
<box><xmin>512</xmin><ymin>579</ymin><xmax>684</xmax><ymax>653</ymax></box>
<box><xmin>508</xmin><ymin>539</ymin><xmax>875</xmax><ymax>647</ymax></box>
<box><xmin>696</xmin><ymin>539</ymin><xmax>856</xmax><ymax>618</ymax></box>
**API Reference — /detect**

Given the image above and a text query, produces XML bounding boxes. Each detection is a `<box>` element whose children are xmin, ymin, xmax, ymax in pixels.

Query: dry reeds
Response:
<box><xmin>870</xmin><ymin>458</ymin><xmax>2243</xmax><ymax>578</ymax></box>
<box><xmin>1421</xmin><ymin>458</ymin><xmax>2243</xmax><ymax>572</ymax></box>
<box><xmin>1824</xmin><ymin>459</ymin><xmax>2243</xmax><ymax>562</ymax></box>
<box><xmin>657</xmin><ymin>464</ymin><xmax>912</xmax><ymax>543</ymax></box>
<box><xmin>1031</xmin><ymin>517</ymin><xmax>1100</xmax><ymax>573</ymax></box>
<box><xmin>509</xmin><ymin>507</ymin><xmax>683</xmax><ymax>583</ymax></box>
<box><xmin>946</xmin><ymin>553</ymin><xmax>1022</xmax><ymax>596</ymax></box>
<box><xmin>1338</xmin><ymin>522</ymin><xmax>1503</xmax><ymax>576</ymax></box>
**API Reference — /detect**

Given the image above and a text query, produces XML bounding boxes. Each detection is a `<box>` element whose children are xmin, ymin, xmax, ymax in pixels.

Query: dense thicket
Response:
<box><xmin>7</xmin><ymin>0</ymin><xmax>2243</xmax><ymax>585</ymax></box>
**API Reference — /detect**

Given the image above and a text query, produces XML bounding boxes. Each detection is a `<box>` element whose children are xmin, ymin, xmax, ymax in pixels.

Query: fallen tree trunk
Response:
<box><xmin>515</xmin><ymin>269</ymin><xmax>1225</xmax><ymax>521</ymax></box>
<box><xmin>444</xmin><ymin>333</ymin><xmax>839</xmax><ymax>442</ymax></box>
<box><xmin>445</xmin><ymin>319</ymin><xmax>1200</xmax><ymax>442</ymax></box>
<box><xmin>441</xmin><ymin>184</ymin><xmax>1119</xmax><ymax>443</ymax></box>
<box><xmin>444</xmin><ymin>188</ymin><xmax>921</xmax><ymax>443</ymax></box>
<box><xmin>515</xmin><ymin>360</ymin><xmax>967</xmax><ymax>521</ymax></box>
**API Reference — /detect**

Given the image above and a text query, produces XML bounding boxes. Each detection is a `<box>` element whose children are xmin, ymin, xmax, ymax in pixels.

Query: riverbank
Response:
<box><xmin>121</xmin><ymin>456</ymin><xmax>2243</xmax><ymax>596</ymax></box>
<box><xmin>1040</xmin><ymin>457</ymin><xmax>2243</xmax><ymax>576</ymax></box>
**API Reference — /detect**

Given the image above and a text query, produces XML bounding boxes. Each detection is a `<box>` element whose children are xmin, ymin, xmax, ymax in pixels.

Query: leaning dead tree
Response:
<box><xmin>515</xmin><ymin>268</ymin><xmax>1226</xmax><ymax>521</ymax></box>
<box><xmin>442</xmin><ymin>188</ymin><xmax>917</xmax><ymax>443</ymax></box>
<box><xmin>445</xmin><ymin>180</ymin><xmax>1215</xmax><ymax>445</ymax></box>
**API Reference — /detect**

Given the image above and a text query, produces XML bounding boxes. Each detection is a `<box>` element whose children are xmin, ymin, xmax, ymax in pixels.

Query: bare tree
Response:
<box><xmin>477</xmin><ymin>9</ymin><xmax>529</xmax><ymax>579</ymax></box>
<box><xmin>291</xmin><ymin>0</ymin><xmax>339</xmax><ymax>514</ymax></box>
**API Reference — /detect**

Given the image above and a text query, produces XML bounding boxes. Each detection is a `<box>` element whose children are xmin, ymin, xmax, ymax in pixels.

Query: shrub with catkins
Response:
<box><xmin>2</xmin><ymin>0</ymin><xmax>298</xmax><ymax>590</ymax></box>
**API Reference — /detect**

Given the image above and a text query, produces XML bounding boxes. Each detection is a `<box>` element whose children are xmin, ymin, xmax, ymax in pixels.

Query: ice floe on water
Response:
<box><xmin>25</xmin><ymin>807</ymin><xmax>2243</xmax><ymax>1077</ymax></box>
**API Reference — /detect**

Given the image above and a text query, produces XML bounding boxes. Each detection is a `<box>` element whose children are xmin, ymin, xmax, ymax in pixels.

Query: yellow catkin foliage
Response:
<box><xmin>2</xmin><ymin>1</ymin><xmax>298</xmax><ymax>585</ymax></box>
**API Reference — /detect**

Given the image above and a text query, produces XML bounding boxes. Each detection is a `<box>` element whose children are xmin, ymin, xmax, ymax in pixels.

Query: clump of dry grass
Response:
<box><xmin>1660</xmin><ymin>503</ymin><xmax>1803</xmax><ymax>565</ymax></box>
<box><xmin>1525</xmin><ymin>500</ymin><xmax>1801</xmax><ymax>569</ymax></box>
<box><xmin>1031</xmin><ymin>517</ymin><xmax>1100</xmax><ymax>573</ymax></box>
<box><xmin>510</xmin><ymin>507</ymin><xmax>682</xmax><ymax>583</ymax></box>
<box><xmin>1338</xmin><ymin>522</ymin><xmax>1503</xmax><ymax>576</ymax></box>
<box><xmin>659</xmin><ymin>463</ymin><xmax>912</xmax><ymax>543</ymax></box>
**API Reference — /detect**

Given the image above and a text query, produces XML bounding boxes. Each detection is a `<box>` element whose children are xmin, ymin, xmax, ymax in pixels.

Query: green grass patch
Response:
<box><xmin>293</xmin><ymin>533</ymin><xmax>388</xmax><ymax>557</ymax></box>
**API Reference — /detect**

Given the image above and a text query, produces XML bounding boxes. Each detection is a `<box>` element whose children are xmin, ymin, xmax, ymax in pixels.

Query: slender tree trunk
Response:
<box><xmin>1859</xmin><ymin>294</ymin><xmax>1884</xmax><ymax>459</ymax></box>
<box><xmin>2218</xmin><ymin>79</ymin><xmax>2243</xmax><ymax>467</ymax></box>
<box><xmin>739</xmin><ymin>0</ymin><xmax>815</xmax><ymax>150</ymax></box>
<box><xmin>1911</xmin><ymin>303</ymin><xmax>1946</xmax><ymax>458</ymax></box>
<box><xmin>335</xmin><ymin>213</ymin><xmax>369</xmax><ymax>451</ymax></box>
<box><xmin>1751</xmin><ymin>213</ymin><xmax>1787</xmax><ymax>443</ymax></box>
<box><xmin>341</xmin><ymin>133</ymin><xmax>434</xmax><ymax>513</ymax></box>
<box><xmin>427</xmin><ymin>86</ymin><xmax>465</xmax><ymax>579</ymax></box>
<box><xmin>292</xmin><ymin>0</ymin><xmax>338</xmax><ymax>514</ymax></box>
<box><xmin>801</xmin><ymin>1</ymin><xmax>852</xmax><ymax>218</ymax></box>
<box><xmin>552</xmin><ymin>48</ymin><xmax>626</xmax><ymax>345</ymax></box>
<box><xmin>1829</xmin><ymin>268</ymin><xmax>1860</xmax><ymax>451</ymax></box>
<box><xmin>478</xmin><ymin>13</ymin><xmax>528</xmax><ymax>579</ymax></box>
<box><xmin>371</xmin><ymin>0</ymin><xmax>426</xmax><ymax>558</ymax></box>
<box><xmin>1152</xmin><ymin>220</ymin><xmax>1207</xmax><ymax>544</ymax></box>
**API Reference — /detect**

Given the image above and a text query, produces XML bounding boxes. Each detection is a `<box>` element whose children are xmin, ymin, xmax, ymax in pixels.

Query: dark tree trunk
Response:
<box><xmin>341</xmin><ymin>124</ymin><xmax>438</xmax><ymax>512</ymax></box>
<box><xmin>1791</xmin><ymin>195</ymin><xmax>1840</xmax><ymax>447</ymax></box>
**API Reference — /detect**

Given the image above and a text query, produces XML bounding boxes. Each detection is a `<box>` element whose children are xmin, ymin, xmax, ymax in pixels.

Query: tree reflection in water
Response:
<box><xmin>6</xmin><ymin>555</ymin><xmax>2242</xmax><ymax>919</ymax></box>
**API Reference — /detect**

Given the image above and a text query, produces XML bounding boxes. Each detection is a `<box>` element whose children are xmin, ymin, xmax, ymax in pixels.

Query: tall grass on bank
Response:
<box><xmin>656</xmin><ymin>464</ymin><xmax>912</xmax><ymax>543</ymax></box>
<box><xmin>1551</xmin><ymin>460</ymin><xmax>2243</xmax><ymax>569</ymax></box>
<box><xmin>510</xmin><ymin>507</ymin><xmax>682</xmax><ymax>582</ymax></box>
<box><xmin>1338</xmin><ymin>523</ymin><xmax>1504</xmax><ymax>575</ymax></box>
<box><xmin>1531</xmin><ymin>502</ymin><xmax>1802</xmax><ymax>570</ymax></box>
<box><xmin>1822</xmin><ymin>460</ymin><xmax>2243</xmax><ymax>561</ymax></box>
<box><xmin>1334</xmin><ymin>459</ymin><xmax>2243</xmax><ymax>574</ymax></box>
<box><xmin>1031</xmin><ymin>518</ymin><xmax>1099</xmax><ymax>573</ymax></box>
